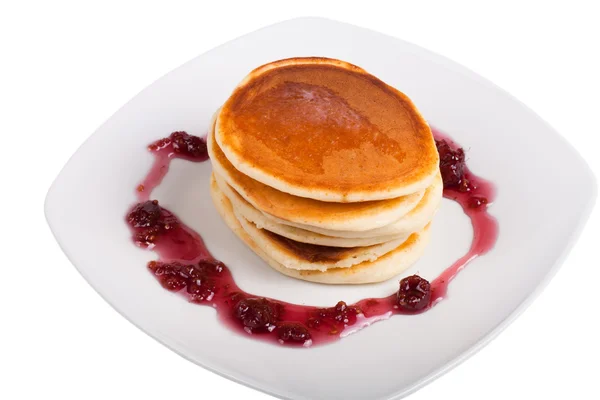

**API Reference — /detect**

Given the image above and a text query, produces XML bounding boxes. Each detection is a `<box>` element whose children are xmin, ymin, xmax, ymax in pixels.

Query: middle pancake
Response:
<box><xmin>214</xmin><ymin>172</ymin><xmax>409</xmax><ymax>248</ymax></box>
<box><xmin>207</xmin><ymin>116</ymin><xmax>426</xmax><ymax>232</ymax></box>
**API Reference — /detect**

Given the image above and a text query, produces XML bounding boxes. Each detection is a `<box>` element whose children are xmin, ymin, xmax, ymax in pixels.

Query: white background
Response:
<box><xmin>1</xmin><ymin>0</ymin><xmax>598</xmax><ymax>399</ymax></box>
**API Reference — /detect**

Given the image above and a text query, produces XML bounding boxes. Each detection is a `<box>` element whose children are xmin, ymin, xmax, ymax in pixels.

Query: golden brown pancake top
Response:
<box><xmin>218</xmin><ymin>57</ymin><xmax>438</xmax><ymax>198</ymax></box>
<box><xmin>209</xmin><ymin>123</ymin><xmax>423</xmax><ymax>224</ymax></box>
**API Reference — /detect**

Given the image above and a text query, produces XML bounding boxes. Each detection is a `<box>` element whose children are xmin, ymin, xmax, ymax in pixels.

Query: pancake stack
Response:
<box><xmin>209</xmin><ymin>58</ymin><xmax>442</xmax><ymax>284</ymax></box>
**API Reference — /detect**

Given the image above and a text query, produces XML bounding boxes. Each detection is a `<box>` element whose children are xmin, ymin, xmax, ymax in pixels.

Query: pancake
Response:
<box><xmin>215</xmin><ymin>57</ymin><xmax>439</xmax><ymax>202</ymax></box>
<box><xmin>235</xmin><ymin>211</ymin><xmax>406</xmax><ymax>271</ymax></box>
<box><xmin>210</xmin><ymin>174</ymin><xmax>430</xmax><ymax>284</ymax></box>
<box><xmin>262</xmin><ymin>172</ymin><xmax>443</xmax><ymax>239</ymax></box>
<box><xmin>208</xmin><ymin>116</ymin><xmax>426</xmax><ymax>231</ymax></box>
<box><xmin>214</xmin><ymin>172</ymin><xmax>407</xmax><ymax>248</ymax></box>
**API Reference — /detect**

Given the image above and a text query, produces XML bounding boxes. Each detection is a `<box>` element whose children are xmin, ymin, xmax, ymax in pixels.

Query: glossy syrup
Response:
<box><xmin>126</xmin><ymin>128</ymin><xmax>498</xmax><ymax>347</ymax></box>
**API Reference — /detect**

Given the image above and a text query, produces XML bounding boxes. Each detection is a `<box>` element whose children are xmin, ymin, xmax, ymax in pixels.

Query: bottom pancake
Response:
<box><xmin>210</xmin><ymin>174</ymin><xmax>431</xmax><ymax>284</ymax></box>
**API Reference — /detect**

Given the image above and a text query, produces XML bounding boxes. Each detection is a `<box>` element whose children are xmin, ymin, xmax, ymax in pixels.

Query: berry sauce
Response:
<box><xmin>430</xmin><ymin>128</ymin><xmax>498</xmax><ymax>300</ymax></box>
<box><xmin>136</xmin><ymin>131</ymin><xmax>209</xmax><ymax>201</ymax></box>
<box><xmin>126</xmin><ymin>128</ymin><xmax>498</xmax><ymax>347</ymax></box>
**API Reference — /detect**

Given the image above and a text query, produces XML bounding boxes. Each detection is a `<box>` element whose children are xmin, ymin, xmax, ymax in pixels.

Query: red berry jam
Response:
<box><xmin>147</xmin><ymin>260</ymin><xmax>223</xmax><ymax>302</ymax></box>
<box><xmin>436</xmin><ymin>139</ymin><xmax>468</xmax><ymax>189</ymax></box>
<box><xmin>397</xmin><ymin>275</ymin><xmax>431</xmax><ymax>312</ymax></box>
<box><xmin>124</xmin><ymin>127</ymin><xmax>498</xmax><ymax>347</ymax></box>
<box><xmin>127</xmin><ymin>200</ymin><xmax>161</xmax><ymax>228</ymax></box>
<box><xmin>313</xmin><ymin>301</ymin><xmax>360</xmax><ymax>331</ymax></box>
<box><xmin>147</xmin><ymin>131</ymin><xmax>208</xmax><ymax>159</ymax></box>
<box><xmin>434</xmin><ymin>135</ymin><xmax>495</xmax><ymax>211</ymax></box>
<box><xmin>277</xmin><ymin>322</ymin><xmax>312</xmax><ymax>344</ymax></box>
<box><xmin>429</xmin><ymin>128</ymin><xmax>499</xmax><ymax>301</ymax></box>
<box><xmin>126</xmin><ymin>200</ymin><xmax>179</xmax><ymax>247</ymax></box>
<box><xmin>137</xmin><ymin>132</ymin><xmax>209</xmax><ymax>202</ymax></box>
<box><xmin>233</xmin><ymin>298</ymin><xmax>281</xmax><ymax>333</ymax></box>
<box><xmin>170</xmin><ymin>131</ymin><xmax>208</xmax><ymax>159</ymax></box>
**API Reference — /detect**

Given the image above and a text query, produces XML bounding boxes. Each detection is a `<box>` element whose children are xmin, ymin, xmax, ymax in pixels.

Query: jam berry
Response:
<box><xmin>277</xmin><ymin>322</ymin><xmax>312</xmax><ymax>343</ymax></box>
<box><xmin>149</xmin><ymin>261</ymin><xmax>189</xmax><ymax>290</ymax></box>
<box><xmin>187</xmin><ymin>278</ymin><xmax>216</xmax><ymax>302</ymax></box>
<box><xmin>436</xmin><ymin>139</ymin><xmax>470</xmax><ymax>190</ymax></box>
<box><xmin>148</xmin><ymin>261</ymin><xmax>165</xmax><ymax>275</ymax></box>
<box><xmin>148</xmin><ymin>260</ymin><xmax>220</xmax><ymax>300</ymax></box>
<box><xmin>233</xmin><ymin>298</ymin><xmax>281</xmax><ymax>333</ymax></box>
<box><xmin>127</xmin><ymin>201</ymin><xmax>179</xmax><ymax>246</ymax></box>
<box><xmin>397</xmin><ymin>275</ymin><xmax>431</xmax><ymax>312</ymax></box>
<box><xmin>196</xmin><ymin>259</ymin><xmax>225</xmax><ymax>276</ymax></box>
<box><xmin>170</xmin><ymin>131</ymin><xmax>208</xmax><ymax>159</ymax></box>
<box><xmin>149</xmin><ymin>261</ymin><xmax>185</xmax><ymax>279</ymax></box>
<box><xmin>147</xmin><ymin>132</ymin><xmax>208</xmax><ymax>162</ymax></box>
<box><xmin>127</xmin><ymin>200</ymin><xmax>161</xmax><ymax>228</ymax></box>
<box><xmin>313</xmin><ymin>301</ymin><xmax>359</xmax><ymax>328</ymax></box>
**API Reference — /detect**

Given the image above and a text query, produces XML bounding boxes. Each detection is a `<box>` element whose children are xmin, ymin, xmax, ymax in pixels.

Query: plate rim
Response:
<box><xmin>44</xmin><ymin>16</ymin><xmax>598</xmax><ymax>400</ymax></box>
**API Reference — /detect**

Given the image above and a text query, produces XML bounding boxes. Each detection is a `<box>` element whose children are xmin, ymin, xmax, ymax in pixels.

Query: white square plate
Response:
<box><xmin>45</xmin><ymin>17</ymin><xmax>596</xmax><ymax>400</ymax></box>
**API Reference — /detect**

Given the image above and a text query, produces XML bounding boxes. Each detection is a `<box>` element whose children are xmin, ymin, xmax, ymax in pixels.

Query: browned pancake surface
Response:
<box><xmin>262</xmin><ymin>230</ymin><xmax>360</xmax><ymax>263</ymax></box>
<box><xmin>218</xmin><ymin>57</ymin><xmax>438</xmax><ymax>197</ymax></box>
<box><xmin>209</xmin><ymin>122</ymin><xmax>423</xmax><ymax>224</ymax></box>
<box><xmin>296</xmin><ymin>232</ymin><xmax>421</xmax><ymax>277</ymax></box>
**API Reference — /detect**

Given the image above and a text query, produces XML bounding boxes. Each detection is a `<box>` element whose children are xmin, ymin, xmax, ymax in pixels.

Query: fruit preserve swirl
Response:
<box><xmin>125</xmin><ymin>129</ymin><xmax>498</xmax><ymax>347</ymax></box>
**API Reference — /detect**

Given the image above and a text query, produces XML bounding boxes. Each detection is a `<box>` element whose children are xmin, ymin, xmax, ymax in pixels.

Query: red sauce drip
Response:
<box><xmin>125</xmin><ymin>128</ymin><xmax>498</xmax><ymax>347</ymax></box>
<box><xmin>137</xmin><ymin>131</ymin><xmax>208</xmax><ymax>201</ymax></box>
<box><xmin>429</xmin><ymin>128</ymin><xmax>499</xmax><ymax>302</ymax></box>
